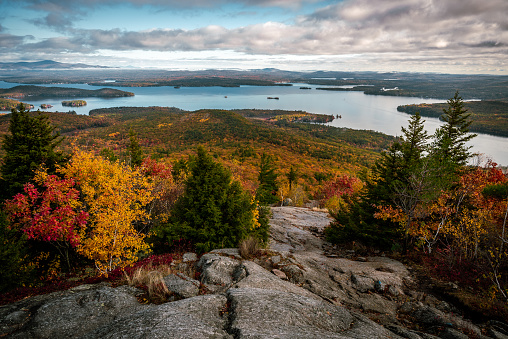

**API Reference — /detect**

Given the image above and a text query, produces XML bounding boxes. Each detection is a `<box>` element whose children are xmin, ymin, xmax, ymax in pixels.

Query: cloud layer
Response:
<box><xmin>1</xmin><ymin>0</ymin><xmax>506</xmax><ymax>73</ymax></box>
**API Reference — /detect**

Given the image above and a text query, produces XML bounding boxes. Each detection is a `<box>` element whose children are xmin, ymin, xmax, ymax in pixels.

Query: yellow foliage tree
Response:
<box><xmin>59</xmin><ymin>150</ymin><xmax>154</xmax><ymax>275</ymax></box>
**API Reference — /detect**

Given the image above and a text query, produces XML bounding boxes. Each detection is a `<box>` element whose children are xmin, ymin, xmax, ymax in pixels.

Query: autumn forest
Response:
<box><xmin>0</xmin><ymin>87</ymin><xmax>507</xmax><ymax>321</ymax></box>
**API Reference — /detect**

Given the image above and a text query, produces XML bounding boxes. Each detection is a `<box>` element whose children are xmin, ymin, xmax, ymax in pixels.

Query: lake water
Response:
<box><xmin>0</xmin><ymin>80</ymin><xmax>506</xmax><ymax>165</ymax></box>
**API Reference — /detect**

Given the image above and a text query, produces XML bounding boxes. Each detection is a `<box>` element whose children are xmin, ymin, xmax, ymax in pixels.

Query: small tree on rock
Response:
<box><xmin>161</xmin><ymin>147</ymin><xmax>257</xmax><ymax>253</ymax></box>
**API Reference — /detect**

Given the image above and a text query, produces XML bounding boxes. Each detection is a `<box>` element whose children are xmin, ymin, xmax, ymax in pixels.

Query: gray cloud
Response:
<box><xmin>2</xmin><ymin>0</ymin><xmax>506</xmax><ymax>73</ymax></box>
<box><xmin>0</xmin><ymin>33</ymin><xmax>34</xmax><ymax>49</ymax></box>
<box><xmin>33</xmin><ymin>12</ymin><xmax>75</xmax><ymax>30</ymax></box>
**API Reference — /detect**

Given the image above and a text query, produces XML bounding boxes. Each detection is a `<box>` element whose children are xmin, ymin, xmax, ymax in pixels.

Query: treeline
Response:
<box><xmin>304</xmin><ymin>72</ymin><xmax>508</xmax><ymax>100</ymax></box>
<box><xmin>0</xmin><ymin>85</ymin><xmax>134</xmax><ymax>98</ymax></box>
<box><xmin>398</xmin><ymin>100</ymin><xmax>508</xmax><ymax>137</ymax></box>
<box><xmin>88</xmin><ymin>77</ymin><xmax>285</xmax><ymax>88</ymax></box>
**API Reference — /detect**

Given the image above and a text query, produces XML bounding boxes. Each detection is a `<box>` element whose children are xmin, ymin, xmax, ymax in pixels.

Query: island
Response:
<box><xmin>0</xmin><ymin>85</ymin><xmax>134</xmax><ymax>99</ymax></box>
<box><xmin>62</xmin><ymin>100</ymin><xmax>87</xmax><ymax>107</ymax></box>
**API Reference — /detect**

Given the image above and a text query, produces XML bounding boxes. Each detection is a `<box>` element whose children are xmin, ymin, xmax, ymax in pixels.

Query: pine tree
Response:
<box><xmin>433</xmin><ymin>91</ymin><xmax>476</xmax><ymax>166</ymax></box>
<box><xmin>400</xmin><ymin>112</ymin><xmax>428</xmax><ymax>169</ymax></box>
<box><xmin>0</xmin><ymin>105</ymin><xmax>65</xmax><ymax>200</ymax></box>
<box><xmin>162</xmin><ymin>147</ymin><xmax>256</xmax><ymax>253</ymax></box>
<box><xmin>127</xmin><ymin>128</ymin><xmax>143</xmax><ymax>167</ymax></box>
<box><xmin>256</xmin><ymin>153</ymin><xmax>279</xmax><ymax>205</ymax></box>
<box><xmin>0</xmin><ymin>210</ymin><xmax>32</xmax><ymax>292</ymax></box>
<box><xmin>287</xmin><ymin>166</ymin><xmax>298</xmax><ymax>191</ymax></box>
<box><xmin>328</xmin><ymin>112</ymin><xmax>431</xmax><ymax>248</ymax></box>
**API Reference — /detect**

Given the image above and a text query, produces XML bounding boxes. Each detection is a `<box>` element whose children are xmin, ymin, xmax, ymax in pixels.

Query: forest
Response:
<box><xmin>0</xmin><ymin>92</ymin><xmax>507</xmax><ymax>322</ymax></box>
<box><xmin>0</xmin><ymin>85</ymin><xmax>134</xmax><ymax>100</ymax></box>
<box><xmin>397</xmin><ymin>100</ymin><xmax>508</xmax><ymax>137</ymax></box>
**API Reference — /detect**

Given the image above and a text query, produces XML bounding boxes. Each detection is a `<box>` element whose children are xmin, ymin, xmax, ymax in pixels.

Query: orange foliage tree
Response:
<box><xmin>316</xmin><ymin>174</ymin><xmax>363</xmax><ymax>212</ymax></box>
<box><xmin>59</xmin><ymin>150</ymin><xmax>155</xmax><ymax>275</ymax></box>
<box><xmin>375</xmin><ymin>160</ymin><xmax>507</xmax><ymax>258</ymax></box>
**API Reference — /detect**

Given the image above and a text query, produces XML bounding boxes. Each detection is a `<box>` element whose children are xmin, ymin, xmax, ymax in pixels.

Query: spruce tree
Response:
<box><xmin>162</xmin><ymin>147</ymin><xmax>256</xmax><ymax>253</ymax></box>
<box><xmin>256</xmin><ymin>153</ymin><xmax>279</xmax><ymax>205</ymax></box>
<box><xmin>433</xmin><ymin>91</ymin><xmax>476</xmax><ymax>166</ymax></box>
<box><xmin>0</xmin><ymin>105</ymin><xmax>65</xmax><ymax>200</ymax></box>
<box><xmin>328</xmin><ymin>112</ymin><xmax>431</xmax><ymax>248</ymax></box>
<box><xmin>287</xmin><ymin>165</ymin><xmax>298</xmax><ymax>191</ymax></box>
<box><xmin>127</xmin><ymin>128</ymin><xmax>143</xmax><ymax>167</ymax></box>
<box><xmin>400</xmin><ymin>112</ymin><xmax>428</xmax><ymax>169</ymax></box>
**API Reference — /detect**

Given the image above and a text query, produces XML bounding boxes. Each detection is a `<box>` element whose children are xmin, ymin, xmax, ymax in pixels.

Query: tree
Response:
<box><xmin>256</xmin><ymin>153</ymin><xmax>279</xmax><ymax>205</ymax></box>
<box><xmin>400</xmin><ymin>112</ymin><xmax>428</xmax><ymax>170</ymax></box>
<box><xmin>127</xmin><ymin>128</ymin><xmax>143</xmax><ymax>167</ymax></box>
<box><xmin>59</xmin><ymin>150</ymin><xmax>154</xmax><ymax>275</ymax></box>
<box><xmin>0</xmin><ymin>209</ymin><xmax>32</xmax><ymax>292</ymax></box>
<box><xmin>433</xmin><ymin>91</ymin><xmax>476</xmax><ymax>167</ymax></box>
<box><xmin>287</xmin><ymin>165</ymin><xmax>298</xmax><ymax>191</ymax></box>
<box><xmin>0</xmin><ymin>104</ymin><xmax>66</xmax><ymax>200</ymax></box>
<box><xmin>317</xmin><ymin>174</ymin><xmax>362</xmax><ymax>212</ymax></box>
<box><xmin>161</xmin><ymin>147</ymin><xmax>257</xmax><ymax>253</ymax></box>
<box><xmin>327</xmin><ymin>111</ymin><xmax>431</xmax><ymax>249</ymax></box>
<box><xmin>4</xmin><ymin>169</ymin><xmax>88</xmax><ymax>271</ymax></box>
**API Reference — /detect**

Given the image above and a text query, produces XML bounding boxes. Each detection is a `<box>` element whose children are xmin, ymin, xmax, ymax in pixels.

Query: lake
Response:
<box><xmin>0</xmin><ymin>80</ymin><xmax>506</xmax><ymax>165</ymax></box>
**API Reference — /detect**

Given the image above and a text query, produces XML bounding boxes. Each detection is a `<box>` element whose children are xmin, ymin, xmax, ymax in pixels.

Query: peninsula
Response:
<box><xmin>0</xmin><ymin>85</ymin><xmax>134</xmax><ymax>99</ymax></box>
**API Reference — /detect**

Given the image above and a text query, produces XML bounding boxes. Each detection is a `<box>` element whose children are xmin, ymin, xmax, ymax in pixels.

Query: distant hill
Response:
<box><xmin>0</xmin><ymin>85</ymin><xmax>134</xmax><ymax>99</ymax></box>
<box><xmin>0</xmin><ymin>60</ymin><xmax>110</xmax><ymax>70</ymax></box>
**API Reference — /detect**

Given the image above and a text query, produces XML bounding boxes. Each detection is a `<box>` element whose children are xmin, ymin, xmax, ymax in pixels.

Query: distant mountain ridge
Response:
<box><xmin>0</xmin><ymin>60</ymin><xmax>111</xmax><ymax>70</ymax></box>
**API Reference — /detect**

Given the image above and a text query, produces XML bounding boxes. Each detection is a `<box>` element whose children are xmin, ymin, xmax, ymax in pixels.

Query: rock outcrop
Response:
<box><xmin>1</xmin><ymin>206</ymin><xmax>506</xmax><ymax>338</ymax></box>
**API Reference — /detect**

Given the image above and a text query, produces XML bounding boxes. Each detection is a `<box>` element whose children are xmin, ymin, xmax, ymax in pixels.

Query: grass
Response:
<box><xmin>123</xmin><ymin>264</ymin><xmax>173</xmax><ymax>303</ymax></box>
<box><xmin>239</xmin><ymin>237</ymin><xmax>261</xmax><ymax>259</ymax></box>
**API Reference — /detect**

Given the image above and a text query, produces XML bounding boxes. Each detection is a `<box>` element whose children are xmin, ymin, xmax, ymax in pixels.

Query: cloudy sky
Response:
<box><xmin>0</xmin><ymin>0</ymin><xmax>506</xmax><ymax>74</ymax></box>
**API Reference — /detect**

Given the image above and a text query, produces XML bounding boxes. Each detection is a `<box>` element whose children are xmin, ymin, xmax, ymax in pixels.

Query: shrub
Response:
<box><xmin>0</xmin><ymin>210</ymin><xmax>33</xmax><ymax>292</ymax></box>
<box><xmin>158</xmin><ymin>147</ymin><xmax>257</xmax><ymax>253</ymax></box>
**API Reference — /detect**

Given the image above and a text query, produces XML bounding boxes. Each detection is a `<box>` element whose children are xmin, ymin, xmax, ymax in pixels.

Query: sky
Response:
<box><xmin>0</xmin><ymin>0</ymin><xmax>507</xmax><ymax>74</ymax></box>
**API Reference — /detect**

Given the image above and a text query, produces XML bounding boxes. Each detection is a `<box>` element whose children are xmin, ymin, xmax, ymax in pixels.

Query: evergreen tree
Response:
<box><xmin>161</xmin><ymin>147</ymin><xmax>256</xmax><ymax>253</ymax></box>
<box><xmin>287</xmin><ymin>165</ymin><xmax>298</xmax><ymax>191</ymax></box>
<box><xmin>127</xmin><ymin>128</ymin><xmax>143</xmax><ymax>167</ymax></box>
<box><xmin>327</xmin><ymin>112</ymin><xmax>431</xmax><ymax>249</ymax></box>
<box><xmin>0</xmin><ymin>105</ymin><xmax>65</xmax><ymax>200</ymax></box>
<box><xmin>0</xmin><ymin>210</ymin><xmax>32</xmax><ymax>292</ymax></box>
<box><xmin>256</xmin><ymin>153</ymin><xmax>279</xmax><ymax>205</ymax></box>
<box><xmin>400</xmin><ymin>112</ymin><xmax>428</xmax><ymax>169</ymax></box>
<box><xmin>433</xmin><ymin>91</ymin><xmax>476</xmax><ymax>167</ymax></box>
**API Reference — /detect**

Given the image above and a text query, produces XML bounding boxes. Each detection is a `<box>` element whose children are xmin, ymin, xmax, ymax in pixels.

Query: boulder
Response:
<box><xmin>84</xmin><ymin>294</ymin><xmax>231</xmax><ymax>339</ymax></box>
<box><xmin>1</xmin><ymin>284</ymin><xmax>142</xmax><ymax>338</ymax></box>
<box><xmin>399</xmin><ymin>302</ymin><xmax>481</xmax><ymax>337</ymax></box>
<box><xmin>271</xmin><ymin>269</ymin><xmax>287</xmax><ymax>280</ymax></box>
<box><xmin>163</xmin><ymin>273</ymin><xmax>200</xmax><ymax>299</ymax></box>
<box><xmin>226</xmin><ymin>287</ymin><xmax>402</xmax><ymax>339</ymax></box>
<box><xmin>279</xmin><ymin>264</ymin><xmax>305</xmax><ymax>284</ymax></box>
<box><xmin>182</xmin><ymin>252</ymin><xmax>198</xmax><ymax>262</ymax></box>
<box><xmin>234</xmin><ymin>261</ymin><xmax>318</xmax><ymax>299</ymax></box>
<box><xmin>198</xmin><ymin>253</ymin><xmax>241</xmax><ymax>288</ymax></box>
<box><xmin>351</xmin><ymin>274</ymin><xmax>375</xmax><ymax>293</ymax></box>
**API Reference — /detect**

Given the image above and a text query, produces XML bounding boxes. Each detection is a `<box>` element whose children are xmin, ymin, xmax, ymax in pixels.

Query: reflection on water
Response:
<box><xmin>0</xmin><ymin>81</ymin><xmax>506</xmax><ymax>165</ymax></box>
